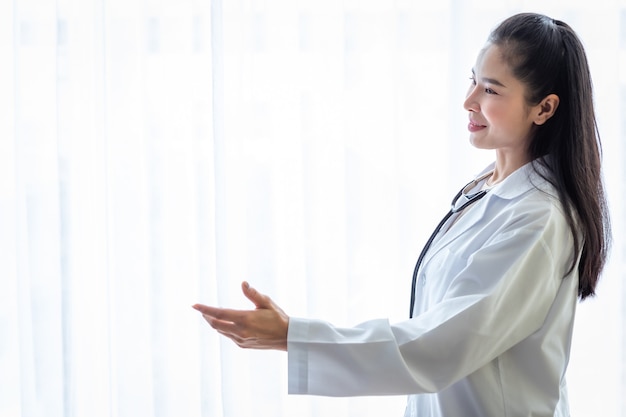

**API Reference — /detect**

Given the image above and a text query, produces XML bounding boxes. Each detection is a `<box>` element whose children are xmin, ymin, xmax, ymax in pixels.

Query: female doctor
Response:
<box><xmin>193</xmin><ymin>13</ymin><xmax>611</xmax><ymax>417</ymax></box>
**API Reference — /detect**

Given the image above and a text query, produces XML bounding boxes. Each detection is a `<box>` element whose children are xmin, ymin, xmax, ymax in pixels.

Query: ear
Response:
<box><xmin>533</xmin><ymin>94</ymin><xmax>560</xmax><ymax>125</ymax></box>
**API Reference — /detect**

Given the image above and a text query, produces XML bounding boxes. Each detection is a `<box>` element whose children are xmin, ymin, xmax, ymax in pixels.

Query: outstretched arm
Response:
<box><xmin>192</xmin><ymin>281</ymin><xmax>290</xmax><ymax>351</ymax></box>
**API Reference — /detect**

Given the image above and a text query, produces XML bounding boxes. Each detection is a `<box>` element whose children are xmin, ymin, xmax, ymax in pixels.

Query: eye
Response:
<box><xmin>485</xmin><ymin>87</ymin><xmax>497</xmax><ymax>95</ymax></box>
<box><xmin>469</xmin><ymin>76</ymin><xmax>476</xmax><ymax>85</ymax></box>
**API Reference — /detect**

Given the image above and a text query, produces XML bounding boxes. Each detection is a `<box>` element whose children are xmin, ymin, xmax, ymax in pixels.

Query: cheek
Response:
<box><xmin>482</xmin><ymin>103</ymin><xmax>505</xmax><ymax>125</ymax></box>
<box><xmin>484</xmin><ymin>104</ymin><xmax>522</xmax><ymax>132</ymax></box>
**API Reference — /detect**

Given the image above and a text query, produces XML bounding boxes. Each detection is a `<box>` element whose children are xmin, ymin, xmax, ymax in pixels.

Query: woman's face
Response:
<box><xmin>463</xmin><ymin>44</ymin><xmax>536</xmax><ymax>159</ymax></box>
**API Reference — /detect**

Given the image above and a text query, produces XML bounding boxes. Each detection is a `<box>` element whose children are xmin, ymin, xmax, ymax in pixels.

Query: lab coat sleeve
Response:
<box><xmin>287</xmin><ymin>203</ymin><xmax>576</xmax><ymax>396</ymax></box>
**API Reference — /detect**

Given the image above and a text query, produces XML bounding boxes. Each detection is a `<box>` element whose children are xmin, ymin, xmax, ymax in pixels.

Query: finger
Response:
<box><xmin>193</xmin><ymin>304</ymin><xmax>243</xmax><ymax>322</ymax></box>
<box><xmin>217</xmin><ymin>329</ymin><xmax>246</xmax><ymax>345</ymax></box>
<box><xmin>212</xmin><ymin>321</ymin><xmax>261</xmax><ymax>348</ymax></box>
<box><xmin>214</xmin><ymin>329</ymin><xmax>247</xmax><ymax>348</ymax></box>
<box><xmin>216</xmin><ymin>329</ymin><xmax>270</xmax><ymax>350</ymax></box>
<box><xmin>241</xmin><ymin>281</ymin><xmax>272</xmax><ymax>309</ymax></box>
<box><xmin>202</xmin><ymin>315</ymin><xmax>241</xmax><ymax>334</ymax></box>
<box><xmin>192</xmin><ymin>303</ymin><xmax>212</xmax><ymax>313</ymax></box>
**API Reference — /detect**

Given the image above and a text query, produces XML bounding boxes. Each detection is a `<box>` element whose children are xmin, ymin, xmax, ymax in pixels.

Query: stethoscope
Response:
<box><xmin>409</xmin><ymin>171</ymin><xmax>494</xmax><ymax>318</ymax></box>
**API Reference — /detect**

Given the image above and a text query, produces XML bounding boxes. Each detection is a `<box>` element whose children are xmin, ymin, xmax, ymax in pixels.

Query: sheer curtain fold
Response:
<box><xmin>0</xmin><ymin>2</ymin><xmax>19</xmax><ymax>414</ymax></box>
<box><xmin>2</xmin><ymin>1</ymin><xmax>624</xmax><ymax>417</ymax></box>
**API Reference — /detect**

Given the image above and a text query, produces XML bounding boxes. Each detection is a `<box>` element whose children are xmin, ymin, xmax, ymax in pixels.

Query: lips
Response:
<box><xmin>468</xmin><ymin>120</ymin><xmax>486</xmax><ymax>132</ymax></box>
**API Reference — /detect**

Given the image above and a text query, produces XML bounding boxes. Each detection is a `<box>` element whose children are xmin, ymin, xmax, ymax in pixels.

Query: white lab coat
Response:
<box><xmin>287</xmin><ymin>161</ymin><xmax>579</xmax><ymax>417</ymax></box>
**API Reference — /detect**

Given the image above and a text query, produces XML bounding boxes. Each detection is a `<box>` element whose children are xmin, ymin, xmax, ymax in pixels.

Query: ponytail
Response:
<box><xmin>489</xmin><ymin>13</ymin><xmax>611</xmax><ymax>299</ymax></box>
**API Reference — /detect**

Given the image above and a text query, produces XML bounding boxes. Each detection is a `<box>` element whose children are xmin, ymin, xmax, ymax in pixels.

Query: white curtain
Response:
<box><xmin>1</xmin><ymin>1</ymin><xmax>623</xmax><ymax>416</ymax></box>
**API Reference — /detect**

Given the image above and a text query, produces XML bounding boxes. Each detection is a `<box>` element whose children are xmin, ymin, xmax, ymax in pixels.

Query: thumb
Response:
<box><xmin>242</xmin><ymin>281</ymin><xmax>272</xmax><ymax>309</ymax></box>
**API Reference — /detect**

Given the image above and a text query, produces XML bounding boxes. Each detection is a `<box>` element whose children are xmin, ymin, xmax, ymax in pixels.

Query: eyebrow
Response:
<box><xmin>471</xmin><ymin>68</ymin><xmax>507</xmax><ymax>88</ymax></box>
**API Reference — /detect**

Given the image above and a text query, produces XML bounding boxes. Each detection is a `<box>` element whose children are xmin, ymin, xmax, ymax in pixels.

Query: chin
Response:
<box><xmin>469</xmin><ymin>137</ymin><xmax>485</xmax><ymax>149</ymax></box>
<box><xmin>469</xmin><ymin>135</ymin><xmax>496</xmax><ymax>151</ymax></box>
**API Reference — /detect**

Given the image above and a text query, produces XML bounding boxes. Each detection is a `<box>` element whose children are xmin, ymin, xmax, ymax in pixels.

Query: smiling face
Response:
<box><xmin>464</xmin><ymin>44</ymin><xmax>538</xmax><ymax>163</ymax></box>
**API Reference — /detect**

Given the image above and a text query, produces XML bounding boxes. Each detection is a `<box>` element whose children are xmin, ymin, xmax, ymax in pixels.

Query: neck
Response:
<box><xmin>491</xmin><ymin>151</ymin><xmax>530</xmax><ymax>186</ymax></box>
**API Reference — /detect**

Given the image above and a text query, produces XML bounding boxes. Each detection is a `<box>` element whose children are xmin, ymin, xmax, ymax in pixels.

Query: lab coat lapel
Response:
<box><xmin>420</xmin><ymin>193</ymin><xmax>493</xmax><ymax>268</ymax></box>
<box><xmin>419</xmin><ymin>160</ymin><xmax>544</xmax><ymax>268</ymax></box>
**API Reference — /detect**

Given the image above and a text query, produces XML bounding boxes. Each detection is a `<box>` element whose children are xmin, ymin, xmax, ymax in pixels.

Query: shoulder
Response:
<box><xmin>483</xmin><ymin>160</ymin><xmax>564</xmax><ymax>219</ymax></box>
<box><xmin>473</xmin><ymin>161</ymin><xmax>570</xmax><ymax>241</ymax></box>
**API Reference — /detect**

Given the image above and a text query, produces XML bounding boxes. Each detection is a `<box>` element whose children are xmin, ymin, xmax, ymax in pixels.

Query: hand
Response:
<box><xmin>193</xmin><ymin>281</ymin><xmax>290</xmax><ymax>351</ymax></box>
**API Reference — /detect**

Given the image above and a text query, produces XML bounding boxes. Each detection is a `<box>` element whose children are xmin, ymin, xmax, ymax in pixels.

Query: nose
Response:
<box><xmin>464</xmin><ymin>85</ymin><xmax>479</xmax><ymax>112</ymax></box>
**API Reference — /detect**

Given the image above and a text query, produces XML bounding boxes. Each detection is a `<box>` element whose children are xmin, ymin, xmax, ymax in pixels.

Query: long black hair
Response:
<box><xmin>488</xmin><ymin>13</ymin><xmax>611</xmax><ymax>299</ymax></box>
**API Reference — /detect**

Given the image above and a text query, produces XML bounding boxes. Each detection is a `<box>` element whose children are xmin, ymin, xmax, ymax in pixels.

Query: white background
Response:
<box><xmin>0</xmin><ymin>0</ymin><xmax>624</xmax><ymax>416</ymax></box>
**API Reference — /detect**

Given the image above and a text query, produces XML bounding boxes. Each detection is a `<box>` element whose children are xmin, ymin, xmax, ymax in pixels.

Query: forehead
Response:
<box><xmin>474</xmin><ymin>44</ymin><xmax>513</xmax><ymax>79</ymax></box>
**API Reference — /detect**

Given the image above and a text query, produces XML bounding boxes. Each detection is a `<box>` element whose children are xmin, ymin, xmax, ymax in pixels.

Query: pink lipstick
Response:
<box><xmin>468</xmin><ymin>121</ymin><xmax>486</xmax><ymax>132</ymax></box>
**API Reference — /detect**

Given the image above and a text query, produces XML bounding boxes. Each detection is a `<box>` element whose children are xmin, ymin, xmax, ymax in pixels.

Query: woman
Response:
<box><xmin>193</xmin><ymin>13</ymin><xmax>611</xmax><ymax>416</ymax></box>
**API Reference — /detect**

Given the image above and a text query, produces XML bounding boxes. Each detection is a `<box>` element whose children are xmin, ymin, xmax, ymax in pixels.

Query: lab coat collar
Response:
<box><xmin>421</xmin><ymin>158</ymin><xmax>555</xmax><ymax>269</ymax></box>
<box><xmin>473</xmin><ymin>159</ymin><xmax>554</xmax><ymax>201</ymax></box>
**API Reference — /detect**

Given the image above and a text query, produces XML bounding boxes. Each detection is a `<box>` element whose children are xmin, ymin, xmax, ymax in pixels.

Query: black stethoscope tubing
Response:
<box><xmin>409</xmin><ymin>179</ymin><xmax>490</xmax><ymax>318</ymax></box>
